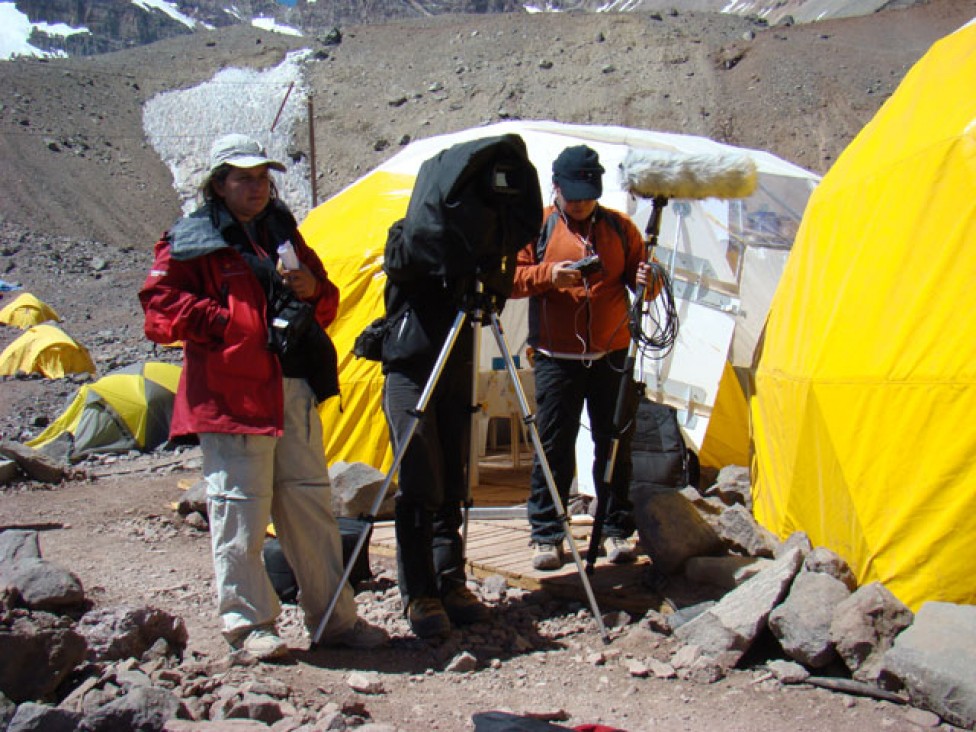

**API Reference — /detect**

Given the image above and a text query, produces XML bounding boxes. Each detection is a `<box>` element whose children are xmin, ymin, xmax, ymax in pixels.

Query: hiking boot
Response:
<box><xmin>441</xmin><ymin>585</ymin><xmax>489</xmax><ymax>625</ymax></box>
<box><xmin>531</xmin><ymin>541</ymin><xmax>563</xmax><ymax>571</ymax></box>
<box><xmin>321</xmin><ymin>618</ymin><xmax>390</xmax><ymax>649</ymax></box>
<box><xmin>407</xmin><ymin>597</ymin><xmax>452</xmax><ymax>640</ymax></box>
<box><xmin>603</xmin><ymin>536</ymin><xmax>636</xmax><ymax>564</ymax></box>
<box><xmin>232</xmin><ymin>626</ymin><xmax>290</xmax><ymax>661</ymax></box>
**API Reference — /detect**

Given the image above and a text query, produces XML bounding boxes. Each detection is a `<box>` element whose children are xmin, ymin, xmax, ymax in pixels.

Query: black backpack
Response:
<box><xmin>262</xmin><ymin>517</ymin><xmax>374</xmax><ymax>602</ymax></box>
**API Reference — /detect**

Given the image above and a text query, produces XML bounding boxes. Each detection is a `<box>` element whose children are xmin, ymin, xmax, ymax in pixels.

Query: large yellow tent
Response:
<box><xmin>0</xmin><ymin>324</ymin><xmax>95</xmax><ymax>378</ymax></box>
<box><xmin>0</xmin><ymin>292</ymin><xmax>60</xmax><ymax>328</ymax></box>
<box><xmin>302</xmin><ymin>121</ymin><xmax>818</xmax><ymax>476</ymax></box>
<box><xmin>752</xmin><ymin>20</ymin><xmax>976</xmax><ymax>609</ymax></box>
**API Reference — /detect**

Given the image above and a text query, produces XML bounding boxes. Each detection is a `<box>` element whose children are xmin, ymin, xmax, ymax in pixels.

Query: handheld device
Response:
<box><xmin>566</xmin><ymin>254</ymin><xmax>602</xmax><ymax>276</ymax></box>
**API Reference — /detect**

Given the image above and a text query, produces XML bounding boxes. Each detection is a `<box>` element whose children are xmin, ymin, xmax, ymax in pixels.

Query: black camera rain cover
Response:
<box><xmin>400</xmin><ymin>133</ymin><xmax>542</xmax><ymax>296</ymax></box>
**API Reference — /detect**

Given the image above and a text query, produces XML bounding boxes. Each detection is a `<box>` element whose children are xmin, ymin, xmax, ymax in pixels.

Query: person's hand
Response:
<box><xmin>636</xmin><ymin>261</ymin><xmax>651</xmax><ymax>288</ymax></box>
<box><xmin>551</xmin><ymin>261</ymin><xmax>582</xmax><ymax>289</ymax></box>
<box><xmin>281</xmin><ymin>262</ymin><xmax>318</xmax><ymax>299</ymax></box>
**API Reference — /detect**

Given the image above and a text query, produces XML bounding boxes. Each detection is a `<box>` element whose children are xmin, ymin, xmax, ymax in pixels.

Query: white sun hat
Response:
<box><xmin>208</xmin><ymin>133</ymin><xmax>286</xmax><ymax>174</ymax></box>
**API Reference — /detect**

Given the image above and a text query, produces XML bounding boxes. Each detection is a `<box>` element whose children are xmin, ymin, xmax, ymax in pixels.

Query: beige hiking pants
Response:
<box><xmin>200</xmin><ymin>377</ymin><xmax>356</xmax><ymax>642</ymax></box>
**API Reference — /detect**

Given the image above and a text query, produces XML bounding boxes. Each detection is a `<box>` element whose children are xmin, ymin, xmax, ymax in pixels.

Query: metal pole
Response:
<box><xmin>463</xmin><ymin>287</ymin><xmax>485</xmax><ymax>556</ymax></box>
<box><xmin>270</xmin><ymin>81</ymin><xmax>294</xmax><ymax>133</ymax></box>
<box><xmin>308</xmin><ymin>95</ymin><xmax>318</xmax><ymax>208</ymax></box>
<box><xmin>588</xmin><ymin>195</ymin><xmax>667</xmax><ymax>572</ymax></box>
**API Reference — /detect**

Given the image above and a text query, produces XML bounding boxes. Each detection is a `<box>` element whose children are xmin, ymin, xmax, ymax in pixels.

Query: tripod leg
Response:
<box><xmin>311</xmin><ymin>309</ymin><xmax>469</xmax><ymax>645</ymax></box>
<box><xmin>487</xmin><ymin>312</ymin><xmax>610</xmax><ymax>644</ymax></box>
<box><xmin>585</xmin><ymin>481</ymin><xmax>608</xmax><ymax>575</ymax></box>
<box><xmin>462</xmin><ymin>308</ymin><xmax>484</xmax><ymax>559</ymax></box>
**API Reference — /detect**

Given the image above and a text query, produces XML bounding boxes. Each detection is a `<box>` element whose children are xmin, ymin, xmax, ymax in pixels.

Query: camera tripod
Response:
<box><xmin>312</xmin><ymin>285</ymin><xmax>610</xmax><ymax>645</ymax></box>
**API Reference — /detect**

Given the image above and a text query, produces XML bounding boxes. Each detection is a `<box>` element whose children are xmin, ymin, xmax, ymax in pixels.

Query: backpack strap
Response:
<box><xmin>597</xmin><ymin>207</ymin><xmax>631</xmax><ymax>260</ymax></box>
<box><xmin>534</xmin><ymin>210</ymin><xmax>561</xmax><ymax>264</ymax></box>
<box><xmin>534</xmin><ymin>206</ymin><xmax>630</xmax><ymax>263</ymax></box>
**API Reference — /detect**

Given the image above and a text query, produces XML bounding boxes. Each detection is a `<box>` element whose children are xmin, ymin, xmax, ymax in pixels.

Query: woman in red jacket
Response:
<box><xmin>139</xmin><ymin>134</ymin><xmax>387</xmax><ymax>660</ymax></box>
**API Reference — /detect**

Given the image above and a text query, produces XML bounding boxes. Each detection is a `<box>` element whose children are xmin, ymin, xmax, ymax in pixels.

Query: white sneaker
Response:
<box><xmin>233</xmin><ymin>626</ymin><xmax>290</xmax><ymax>661</ymax></box>
<box><xmin>603</xmin><ymin>536</ymin><xmax>636</xmax><ymax>564</ymax></box>
<box><xmin>531</xmin><ymin>541</ymin><xmax>563</xmax><ymax>571</ymax></box>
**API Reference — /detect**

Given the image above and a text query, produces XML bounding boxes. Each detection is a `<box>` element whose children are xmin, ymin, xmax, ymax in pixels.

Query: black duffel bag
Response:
<box><xmin>263</xmin><ymin>517</ymin><xmax>374</xmax><ymax>603</ymax></box>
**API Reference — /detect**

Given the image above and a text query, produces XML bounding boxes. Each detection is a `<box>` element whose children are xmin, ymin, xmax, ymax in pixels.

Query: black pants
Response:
<box><xmin>527</xmin><ymin>350</ymin><xmax>637</xmax><ymax>544</ymax></box>
<box><xmin>383</xmin><ymin>363</ymin><xmax>471</xmax><ymax>611</ymax></box>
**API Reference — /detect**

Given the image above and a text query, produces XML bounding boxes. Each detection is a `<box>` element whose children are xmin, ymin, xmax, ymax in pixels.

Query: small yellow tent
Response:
<box><xmin>0</xmin><ymin>293</ymin><xmax>60</xmax><ymax>328</ymax></box>
<box><xmin>0</xmin><ymin>324</ymin><xmax>95</xmax><ymax>378</ymax></box>
<box><xmin>752</xmin><ymin>20</ymin><xmax>976</xmax><ymax>609</ymax></box>
<box><xmin>28</xmin><ymin>362</ymin><xmax>181</xmax><ymax>461</ymax></box>
<box><xmin>302</xmin><ymin>121</ymin><xmax>819</xmax><ymax>475</ymax></box>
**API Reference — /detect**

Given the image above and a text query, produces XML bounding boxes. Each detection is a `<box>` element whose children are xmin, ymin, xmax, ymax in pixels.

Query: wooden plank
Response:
<box><xmin>363</xmin><ymin>455</ymin><xmax>672</xmax><ymax>615</ymax></box>
<box><xmin>464</xmin><ymin>524</ymin><xmax>516</xmax><ymax>539</ymax></box>
<box><xmin>468</xmin><ymin>552</ymin><xmax>532</xmax><ymax>570</ymax></box>
<box><xmin>468</xmin><ymin>529</ymin><xmax>528</xmax><ymax>547</ymax></box>
<box><xmin>464</xmin><ymin>539</ymin><xmax>521</xmax><ymax>557</ymax></box>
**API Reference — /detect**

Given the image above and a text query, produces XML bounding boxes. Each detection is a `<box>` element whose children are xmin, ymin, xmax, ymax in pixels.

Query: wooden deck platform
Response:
<box><xmin>368</xmin><ymin>449</ymin><xmax>671</xmax><ymax>616</ymax></box>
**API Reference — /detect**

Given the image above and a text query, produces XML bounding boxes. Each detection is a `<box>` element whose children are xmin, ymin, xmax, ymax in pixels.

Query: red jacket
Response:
<box><xmin>139</xmin><ymin>200</ymin><xmax>338</xmax><ymax>438</ymax></box>
<box><xmin>511</xmin><ymin>205</ymin><xmax>645</xmax><ymax>356</ymax></box>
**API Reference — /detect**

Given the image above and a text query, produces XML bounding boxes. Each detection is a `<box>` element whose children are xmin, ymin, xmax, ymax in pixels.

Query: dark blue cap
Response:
<box><xmin>552</xmin><ymin>145</ymin><xmax>604</xmax><ymax>201</ymax></box>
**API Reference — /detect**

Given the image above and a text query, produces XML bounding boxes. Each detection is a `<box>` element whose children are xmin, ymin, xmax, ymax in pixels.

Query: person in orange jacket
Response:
<box><xmin>139</xmin><ymin>134</ymin><xmax>388</xmax><ymax>660</ymax></box>
<box><xmin>511</xmin><ymin>145</ymin><xmax>651</xmax><ymax>571</ymax></box>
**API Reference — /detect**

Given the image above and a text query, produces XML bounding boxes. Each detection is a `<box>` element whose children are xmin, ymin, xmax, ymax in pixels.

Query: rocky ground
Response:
<box><xmin>0</xmin><ymin>463</ymin><xmax>951</xmax><ymax>732</ymax></box>
<box><xmin>2</xmin><ymin>2</ymin><xmax>975</xmax><ymax>730</ymax></box>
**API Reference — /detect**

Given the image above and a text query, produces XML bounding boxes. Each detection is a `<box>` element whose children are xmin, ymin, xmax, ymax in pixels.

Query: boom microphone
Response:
<box><xmin>619</xmin><ymin>148</ymin><xmax>758</xmax><ymax>200</ymax></box>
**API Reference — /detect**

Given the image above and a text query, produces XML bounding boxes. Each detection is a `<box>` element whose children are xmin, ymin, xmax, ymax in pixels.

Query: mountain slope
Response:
<box><xmin>0</xmin><ymin>0</ymin><xmax>971</xmax><ymax>250</ymax></box>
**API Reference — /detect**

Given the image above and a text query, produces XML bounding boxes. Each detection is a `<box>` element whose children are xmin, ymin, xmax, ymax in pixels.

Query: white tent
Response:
<box><xmin>300</xmin><ymin>120</ymin><xmax>820</xmax><ymax>477</ymax></box>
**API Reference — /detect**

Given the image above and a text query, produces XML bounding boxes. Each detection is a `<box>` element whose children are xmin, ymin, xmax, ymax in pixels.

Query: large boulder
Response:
<box><xmin>0</xmin><ymin>614</ymin><xmax>87</xmax><ymax>703</ymax></box>
<box><xmin>830</xmin><ymin>582</ymin><xmax>913</xmax><ymax>683</ymax></box>
<box><xmin>75</xmin><ymin>606</ymin><xmax>187</xmax><ymax>662</ymax></box>
<box><xmin>674</xmin><ymin>546</ymin><xmax>804</xmax><ymax>669</ymax></box>
<box><xmin>882</xmin><ymin>602</ymin><xmax>976</xmax><ymax>729</ymax></box>
<box><xmin>330</xmin><ymin>462</ymin><xmax>396</xmax><ymax>520</ymax></box>
<box><xmin>769</xmin><ymin>571</ymin><xmax>850</xmax><ymax>668</ymax></box>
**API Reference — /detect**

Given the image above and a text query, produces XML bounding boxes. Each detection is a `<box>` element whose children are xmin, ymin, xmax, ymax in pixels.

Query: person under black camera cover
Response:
<box><xmin>139</xmin><ymin>133</ymin><xmax>387</xmax><ymax>661</ymax></box>
<box><xmin>380</xmin><ymin>218</ymin><xmax>491</xmax><ymax>640</ymax></box>
<box><xmin>376</xmin><ymin>134</ymin><xmax>541</xmax><ymax>640</ymax></box>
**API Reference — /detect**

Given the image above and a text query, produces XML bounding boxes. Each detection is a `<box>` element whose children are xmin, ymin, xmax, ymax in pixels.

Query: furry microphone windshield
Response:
<box><xmin>619</xmin><ymin>148</ymin><xmax>758</xmax><ymax>200</ymax></box>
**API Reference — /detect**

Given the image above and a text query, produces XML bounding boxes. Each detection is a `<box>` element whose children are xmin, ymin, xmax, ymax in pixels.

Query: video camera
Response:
<box><xmin>398</xmin><ymin>134</ymin><xmax>543</xmax><ymax>305</ymax></box>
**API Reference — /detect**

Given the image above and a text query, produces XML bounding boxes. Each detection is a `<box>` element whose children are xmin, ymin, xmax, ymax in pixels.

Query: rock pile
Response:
<box><xmin>650</xmin><ymin>465</ymin><xmax>976</xmax><ymax>730</ymax></box>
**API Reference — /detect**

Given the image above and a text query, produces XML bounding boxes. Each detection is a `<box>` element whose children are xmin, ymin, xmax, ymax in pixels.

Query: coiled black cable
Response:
<box><xmin>630</xmin><ymin>260</ymin><xmax>679</xmax><ymax>358</ymax></box>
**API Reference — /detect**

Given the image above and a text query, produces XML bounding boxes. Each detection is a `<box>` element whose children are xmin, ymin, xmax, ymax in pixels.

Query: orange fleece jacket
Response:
<box><xmin>511</xmin><ymin>205</ymin><xmax>646</xmax><ymax>356</ymax></box>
